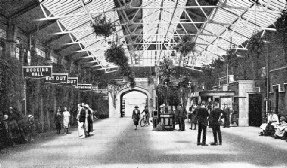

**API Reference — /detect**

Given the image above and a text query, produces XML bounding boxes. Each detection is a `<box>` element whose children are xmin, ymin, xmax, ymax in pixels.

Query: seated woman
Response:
<box><xmin>274</xmin><ymin>116</ymin><xmax>287</xmax><ymax>139</ymax></box>
<box><xmin>259</xmin><ymin>110</ymin><xmax>279</xmax><ymax>136</ymax></box>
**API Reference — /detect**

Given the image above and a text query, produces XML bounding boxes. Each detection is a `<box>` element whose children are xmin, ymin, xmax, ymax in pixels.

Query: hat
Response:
<box><xmin>3</xmin><ymin>114</ymin><xmax>8</xmax><ymax>120</ymax></box>
<box><xmin>160</xmin><ymin>104</ymin><xmax>166</xmax><ymax>108</ymax></box>
<box><xmin>134</xmin><ymin>106</ymin><xmax>139</xmax><ymax>108</ymax></box>
<box><xmin>280</xmin><ymin>116</ymin><xmax>286</xmax><ymax>121</ymax></box>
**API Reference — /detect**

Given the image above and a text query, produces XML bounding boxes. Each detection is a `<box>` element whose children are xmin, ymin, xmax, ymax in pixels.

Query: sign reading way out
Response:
<box><xmin>45</xmin><ymin>73</ymin><xmax>68</xmax><ymax>84</ymax></box>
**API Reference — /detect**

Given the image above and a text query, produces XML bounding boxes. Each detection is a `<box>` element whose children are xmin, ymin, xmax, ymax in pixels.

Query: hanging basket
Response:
<box><xmin>92</xmin><ymin>15</ymin><xmax>115</xmax><ymax>37</ymax></box>
<box><xmin>104</xmin><ymin>43</ymin><xmax>136</xmax><ymax>88</ymax></box>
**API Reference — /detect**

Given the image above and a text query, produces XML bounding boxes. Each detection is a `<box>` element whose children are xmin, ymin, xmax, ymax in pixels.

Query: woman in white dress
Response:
<box><xmin>62</xmin><ymin>107</ymin><xmax>70</xmax><ymax>134</ymax></box>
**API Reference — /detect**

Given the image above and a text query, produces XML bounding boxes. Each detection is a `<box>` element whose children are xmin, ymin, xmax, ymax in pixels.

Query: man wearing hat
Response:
<box><xmin>132</xmin><ymin>106</ymin><xmax>140</xmax><ymax>130</ymax></box>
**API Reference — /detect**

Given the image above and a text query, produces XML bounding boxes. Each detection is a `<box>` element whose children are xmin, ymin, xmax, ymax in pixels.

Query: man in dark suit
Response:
<box><xmin>177</xmin><ymin>104</ymin><xmax>187</xmax><ymax>131</ymax></box>
<box><xmin>196</xmin><ymin>101</ymin><xmax>209</xmax><ymax>146</ymax></box>
<box><xmin>210</xmin><ymin>102</ymin><xmax>223</xmax><ymax>146</ymax></box>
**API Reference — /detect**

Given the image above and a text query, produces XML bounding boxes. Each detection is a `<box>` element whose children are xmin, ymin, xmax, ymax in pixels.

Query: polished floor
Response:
<box><xmin>1</xmin><ymin>117</ymin><xmax>287</xmax><ymax>168</ymax></box>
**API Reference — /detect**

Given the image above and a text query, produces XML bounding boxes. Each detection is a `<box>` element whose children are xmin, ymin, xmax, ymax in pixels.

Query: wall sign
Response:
<box><xmin>75</xmin><ymin>84</ymin><xmax>92</xmax><ymax>90</ymax></box>
<box><xmin>23</xmin><ymin>66</ymin><xmax>52</xmax><ymax>78</ymax></box>
<box><xmin>45</xmin><ymin>73</ymin><xmax>68</xmax><ymax>84</ymax></box>
<box><xmin>62</xmin><ymin>77</ymin><xmax>78</xmax><ymax>86</ymax></box>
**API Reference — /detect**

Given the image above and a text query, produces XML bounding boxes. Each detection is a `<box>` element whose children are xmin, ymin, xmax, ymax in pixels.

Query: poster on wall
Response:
<box><xmin>23</xmin><ymin>66</ymin><xmax>52</xmax><ymax>78</ymax></box>
<box><xmin>61</xmin><ymin>77</ymin><xmax>78</xmax><ymax>86</ymax></box>
<box><xmin>220</xmin><ymin>97</ymin><xmax>233</xmax><ymax>110</ymax></box>
<box><xmin>45</xmin><ymin>73</ymin><xmax>68</xmax><ymax>84</ymax></box>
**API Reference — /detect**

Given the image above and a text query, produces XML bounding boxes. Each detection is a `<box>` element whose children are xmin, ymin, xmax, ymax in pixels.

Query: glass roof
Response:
<box><xmin>38</xmin><ymin>0</ymin><xmax>287</xmax><ymax>71</ymax></box>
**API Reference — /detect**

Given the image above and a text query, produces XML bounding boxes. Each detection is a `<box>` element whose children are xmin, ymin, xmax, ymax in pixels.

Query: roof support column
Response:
<box><xmin>5</xmin><ymin>19</ymin><xmax>17</xmax><ymax>58</ymax></box>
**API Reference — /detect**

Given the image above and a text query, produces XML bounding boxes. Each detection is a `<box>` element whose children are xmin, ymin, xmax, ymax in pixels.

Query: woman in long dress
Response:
<box><xmin>62</xmin><ymin>107</ymin><xmax>70</xmax><ymax>134</ymax></box>
<box><xmin>54</xmin><ymin>108</ymin><xmax>62</xmax><ymax>134</ymax></box>
<box><xmin>132</xmin><ymin>106</ymin><xmax>140</xmax><ymax>130</ymax></box>
<box><xmin>85</xmin><ymin>104</ymin><xmax>93</xmax><ymax>136</ymax></box>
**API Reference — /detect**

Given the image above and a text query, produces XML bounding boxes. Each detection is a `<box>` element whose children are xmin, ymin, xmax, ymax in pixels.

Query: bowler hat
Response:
<box><xmin>135</xmin><ymin>106</ymin><xmax>139</xmax><ymax>108</ymax></box>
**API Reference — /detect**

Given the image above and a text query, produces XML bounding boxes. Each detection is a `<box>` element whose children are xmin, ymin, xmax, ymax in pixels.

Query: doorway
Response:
<box><xmin>121</xmin><ymin>91</ymin><xmax>147</xmax><ymax>117</ymax></box>
<box><xmin>249</xmin><ymin>94</ymin><xmax>262</xmax><ymax>127</ymax></box>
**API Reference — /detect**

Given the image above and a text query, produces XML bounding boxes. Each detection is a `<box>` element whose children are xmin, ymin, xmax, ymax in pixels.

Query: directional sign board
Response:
<box><xmin>45</xmin><ymin>73</ymin><xmax>68</xmax><ymax>84</ymax></box>
<box><xmin>23</xmin><ymin>66</ymin><xmax>52</xmax><ymax>78</ymax></box>
<box><xmin>75</xmin><ymin>84</ymin><xmax>92</xmax><ymax>90</ymax></box>
<box><xmin>62</xmin><ymin>77</ymin><xmax>78</xmax><ymax>86</ymax></box>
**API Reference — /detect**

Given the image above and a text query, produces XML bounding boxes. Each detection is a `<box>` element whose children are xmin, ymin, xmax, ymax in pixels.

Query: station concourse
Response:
<box><xmin>1</xmin><ymin>0</ymin><xmax>287</xmax><ymax>168</ymax></box>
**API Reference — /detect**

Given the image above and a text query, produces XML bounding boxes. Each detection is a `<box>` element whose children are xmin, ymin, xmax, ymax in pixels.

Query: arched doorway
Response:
<box><xmin>122</xmin><ymin>91</ymin><xmax>147</xmax><ymax>117</ymax></box>
<box><xmin>113</xmin><ymin>86</ymin><xmax>151</xmax><ymax>118</ymax></box>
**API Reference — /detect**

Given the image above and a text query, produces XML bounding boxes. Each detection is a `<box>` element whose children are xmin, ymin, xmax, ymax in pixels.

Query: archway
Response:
<box><xmin>122</xmin><ymin>91</ymin><xmax>147</xmax><ymax>117</ymax></box>
<box><xmin>113</xmin><ymin>86</ymin><xmax>151</xmax><ymax>118</ymax></box>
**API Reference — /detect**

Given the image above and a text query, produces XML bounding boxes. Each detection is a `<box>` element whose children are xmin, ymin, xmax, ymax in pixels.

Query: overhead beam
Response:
<box><xmin>54</xmin><ymin>43</ymin><xmax>75</xmax><ymax>53</ymax></box>
<box><xmin>44</xmin><ymin>34</ymin><xmax>66</xmax><ymax>45</ymax></box>
<box><xmin>28</xmin><ymin>20</ymin><xmax>56</xmax><ymax>34</ymax></box>
<box><xmin>9</xmin><ymin>0</ymin><xmax>40</xmax><ymax>19</ymax></box>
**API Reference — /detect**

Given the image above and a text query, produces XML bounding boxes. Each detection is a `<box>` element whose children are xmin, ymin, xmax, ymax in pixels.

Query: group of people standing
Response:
<box><xmin>76</xmin><ymin>103</ymin><xmax>94</xmax><ymax>138</ymax></box>
<box><xmin>193</xmin><ymin>101</ymin><xmax>225</xmax><ymax>146</ymax></box>
<box><xmin>189</xmin><ymin>102</ymin><xmax>232</xmax><ymax>130</ymax></box>
<box><xmin>54</xmin><ymin>103</ymin><xmax>95</xmax><ymax>139</ymax></box>
<box><xmin>54</xmin><ymin>107</ymin><xmax>71</xmax><ymax>134</ymax></box>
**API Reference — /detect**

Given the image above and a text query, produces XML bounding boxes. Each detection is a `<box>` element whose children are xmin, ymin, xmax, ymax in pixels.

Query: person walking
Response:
<box><xmin>196</xmin><ymin>101</ymin><xmax>209</xmax><ymax>146</ymax></box>
<box><xmin>62</xmin><ymin>107</ymin><xmax>70</xmax><ymax>134</ymax></box>
<box><xmin>132</xmin><ymin>106</ymin><xmax>140</xmax><ymax>130</ymax></box>
<box><xmin>209</xmin><ymin>102</ymin><xmax>224</xmax><ymax>146</ymax></box>
<box><xmin>54</xmin><ymin>108</ymin><xmax>62</xmax><ymax>134</ymax></box>
<box><xmin>177</xmin><ymin>104</ymin><xmax>187</xmax><ymax>131</ymax></box>
<box><xmin>141</xmin><ymin>106</ymin><xmax>150</xmax><ymax>125</ymax></box>
<box><xmin>223</xmin><ymin>104</ymin><xmax>231</xmax><ymax>128</ymax></box>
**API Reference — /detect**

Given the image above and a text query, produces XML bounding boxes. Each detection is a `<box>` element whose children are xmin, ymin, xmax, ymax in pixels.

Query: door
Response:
<box><xmin>249</xmin><ymin>94</ymin><xmax>262</xmax><ymax>127</ymax></box>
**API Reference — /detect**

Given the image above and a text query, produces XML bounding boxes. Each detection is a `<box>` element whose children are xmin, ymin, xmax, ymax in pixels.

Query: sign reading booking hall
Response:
<box><xmin>23</xmin><ymin>66</ymin><xmax>52</xmax><ymax>78</ymax></box>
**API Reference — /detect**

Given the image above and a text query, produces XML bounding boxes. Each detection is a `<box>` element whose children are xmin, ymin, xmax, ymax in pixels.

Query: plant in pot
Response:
<box><xmin>105</xmin><ymin>42</ymin><xmax>135</xmax><ymax>88</ymax></box>
<box><xmin>92</xmin><ymin>14</ymin><xmax>115</xmax><ymax>38</ymax></box>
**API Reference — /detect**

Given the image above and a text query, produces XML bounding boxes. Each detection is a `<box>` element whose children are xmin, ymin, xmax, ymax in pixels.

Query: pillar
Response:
<box><xmin>5</xmin><ymin>19</ymin><xmax>17</xmax><ymax>58</ymax></box>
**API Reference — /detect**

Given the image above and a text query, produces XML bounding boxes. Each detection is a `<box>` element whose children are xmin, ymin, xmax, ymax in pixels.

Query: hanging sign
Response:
<box><xmin>62</xmin><ymin>77</ymin><xmax>78</xmax><ymax>86</ymax></box>
<box><xmin>45</xmin><ymin>73</ymin><xmax>68</xmax><ymax>84</ymax></box>
<box><xmin>75</xmin><ymin>84</ymin><xmax>92</xmax><ymax>90</ymax></box>
<box><xmin>23</xmin><ymin>66</ymin><xmax>52</xmax><ymax>78</ymax></box>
